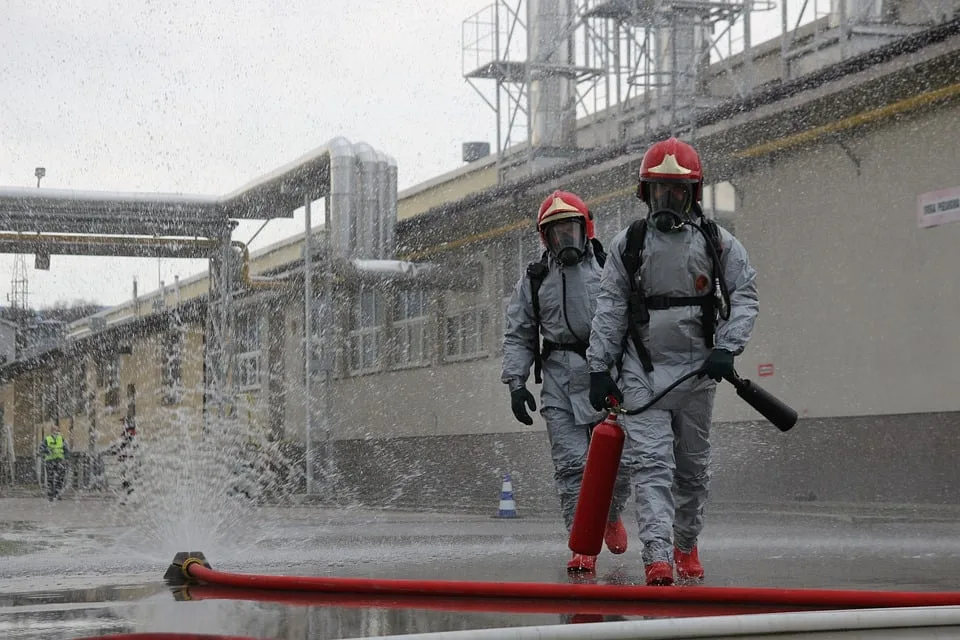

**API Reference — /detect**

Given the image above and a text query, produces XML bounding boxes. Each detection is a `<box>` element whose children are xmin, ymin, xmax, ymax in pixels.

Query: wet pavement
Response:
<box><xmin>1</xmin><ymin>493</ymin><xmax>960</xmax><ymax>639</ymax></box>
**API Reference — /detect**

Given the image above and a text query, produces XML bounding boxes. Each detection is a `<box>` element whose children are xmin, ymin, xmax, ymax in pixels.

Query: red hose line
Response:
<box><xmin>186</xmin><ymin>564</ymin><xmax>960</xmax><ymax>609</ymax></box>
<box><xmin>73</xmin><ymin>635</ymin><xmax>260</xmax><ymax>640</ymax></box>
<box><xmin>180</xmin><ymin>585</ymin><xmax>813</xmax><ymax>618</ymax></box>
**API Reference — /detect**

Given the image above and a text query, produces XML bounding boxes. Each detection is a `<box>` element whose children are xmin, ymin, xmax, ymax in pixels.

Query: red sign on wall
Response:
<box><xmin>758</xmin><ymin>363</ymin><xmax>775</xmax><ymax>377</ymax></box>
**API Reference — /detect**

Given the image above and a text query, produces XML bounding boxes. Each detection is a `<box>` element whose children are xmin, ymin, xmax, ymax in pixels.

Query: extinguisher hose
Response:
<box><xmin>618</xmin><ymin>367</ymin><xmax>705</xmax><ymax>415</ymax></box>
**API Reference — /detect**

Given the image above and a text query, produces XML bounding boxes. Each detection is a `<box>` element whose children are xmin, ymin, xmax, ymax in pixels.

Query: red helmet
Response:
<box><xmin>537</xmin><ymin>190</ymin><xmax>595</xmax><ymax>241</ymax></box>
<box><xmin>637</xmin><ymin>137</ymin><xmax>703</xmax><ymax>204</ymax></box>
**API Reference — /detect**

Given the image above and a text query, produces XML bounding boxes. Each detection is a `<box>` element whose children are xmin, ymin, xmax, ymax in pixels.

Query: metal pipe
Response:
<box><xmin>230</xmin><ymin>241</ymin><xmax>292</xmax><ymax>290</ymax></box>
<box><xmin>0</xmin><ymin>232</ymin><xmax>220</xmax><ymax>250</ymax></box>
<box><xmin>244</xmin><ymin>218</ymin><xmax>272</xmax><ymax>246</ymax></box>
<box><xmin>353</xmin><ymin>142</ymin><xmax>379</xmax><ymax>259</ymax></box>
<box><xmin>527</xmin><ymin>0</ymin><xmax>577</xmax><ymax>151</ymax></box>
<box><xmin>327</xmin><ymin>137</ymin><xmax>356</xmax><ymax>260</ymax></box>
<box><xmin>304</xmin><ymin>195</ymin><xmax>314</xmax><ymax>494</ymax></box>
<box><xmin>319</xmin><ymin>185</ymin><xmax>334</xmax><ymax>492</ymax></box>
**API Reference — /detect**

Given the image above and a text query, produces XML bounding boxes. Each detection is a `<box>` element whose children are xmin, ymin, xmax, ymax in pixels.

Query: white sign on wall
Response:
<box><xmin>917</xmin><ymin>186</ymin><xmax>960</xmax><ymax>228</ymax></box>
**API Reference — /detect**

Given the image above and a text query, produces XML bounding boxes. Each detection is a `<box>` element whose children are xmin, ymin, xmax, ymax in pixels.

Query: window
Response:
<box><xmin>126</xmin><ymin>383</ymin><xmax>136</xmax><ymax>421</ymax></box>
<box><xmin>99</xmin><ymin>356</ymin><xmax>120</xmax><ymax>409</ymax></box>
<box><xmin>703</xmin><ymin>181</ymin><xmax>737</xmax><ymax>234</ymax></box>
<box><xmin>393</xmin><ymin>289</ymin><xmax>429</xmax><ymax>368</ymax></box>
<box><xmin>349</xmin><ymin>287</ymin><xmax>384</xmax><ymax>374</ymax></box>
<box><xmin>161</xmin><ymin>329</ymin><xmax>184</xmax><ymax>404</ymax></box>
<box><xmin>444</xmin><ymin>307</ymin><xmax>489</xmax><ymax>361</ymax></box>
<box><xmin>56</xmin><ymin>364</ymin><xmax>81</xmax><ymax>419</ymax></box>
<box><xmin>74</xmin><ymin>363</ymin><xmax>87</xmax><ymax>418</ymax></box>
<box><xmin>501</xmin><ymin>235</ymin><xmax>543</xmax><ymax>299</ymax></box>
<box><xmin>42</xmin><ymin>380</ymin><xmax>58</xmax><ymax>422</ymax></box>
<box><xmin>235</xmin><ymin>311</ymin><xmax>261</xmax><ymax>390</ymax></box>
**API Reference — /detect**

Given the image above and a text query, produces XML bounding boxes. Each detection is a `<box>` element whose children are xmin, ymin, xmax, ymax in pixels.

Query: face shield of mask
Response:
<box><xmin>544</xmin><ymin>218</ymin><xmax>586</xmax><ymax>266</ymax></box>
<box><xmin>647</xmin><ymin>182</ymin><xmax>694</xmax><ymax>232</ymax></box>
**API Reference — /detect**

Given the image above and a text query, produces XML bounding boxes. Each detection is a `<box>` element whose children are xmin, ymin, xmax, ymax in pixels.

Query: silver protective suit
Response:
<box><xmin>586</xmin><ymin>220</ymin><xmax>758</xmax><ymax>564</ymax></box>
<box><xmin>502</xmin><ymin>243</ymin><xmax>631</xmax><ymax>531</ymax></box>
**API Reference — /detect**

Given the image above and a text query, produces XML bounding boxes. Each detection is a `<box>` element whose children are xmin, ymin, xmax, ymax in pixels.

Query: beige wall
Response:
<box><xmin>397</xmin><ymin>165</ymin><xmax>499</xmax><ymax>221</ymax></box>
<box><xmin>734</xmin><ymin>100</ymin><xmax>960</xmax><ymax>419</ymax></box>
<box><xmin>6</xmin><ymin>320</ymin><xmax>210</xmax><ymax>466</ymax></box>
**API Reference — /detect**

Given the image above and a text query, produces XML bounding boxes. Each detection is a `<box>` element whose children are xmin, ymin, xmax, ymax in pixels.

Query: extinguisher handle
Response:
<box><xmin>605</xmin><ymin>395</ymin><xmax>623</xmax><ymax>416</ymax></box>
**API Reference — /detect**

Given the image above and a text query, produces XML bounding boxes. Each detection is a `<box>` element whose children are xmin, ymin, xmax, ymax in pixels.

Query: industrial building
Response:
<box><xmin>2</xmin><ymin>0</ymin><xmax>959</xmax><ymax>511</ymax></box>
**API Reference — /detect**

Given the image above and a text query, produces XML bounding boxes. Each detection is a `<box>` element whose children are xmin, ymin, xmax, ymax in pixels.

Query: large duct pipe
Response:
<box><xmin>327</xmin><ymin>137</ymin><xmax>357</xmax><ymax>260</ymax></box>
<box><xmin>655</xmin><ymin>9</ymin><xmax>707</xmax><ymax>124</ymax></box>
<box><xmin>295</xmin><ymin>137</ymin><xmax>396</xmax><ymax>263</ymax></box>
<box><xmin>527</xmin><ymin>0</ymin><xmax>578</xmax><ymax>152</ymax></box>
<box><xmin>371</xmin><ymin>150</ymin><xmax>389</xmax><ymax>260</ymax></box>
<box><xmin>352</xmin><ymin>142</ymin><xmax>380</xmax><ymax>260</ymax></box>
<box><xmin>374</xmin><ymin>150</ymin><xmax>392</xmax><ymax>259</ymax></box>
<box><xmin>382</xmin><ymin>153</ymin><xmax>398</xmax><ymax>259</ymax></box>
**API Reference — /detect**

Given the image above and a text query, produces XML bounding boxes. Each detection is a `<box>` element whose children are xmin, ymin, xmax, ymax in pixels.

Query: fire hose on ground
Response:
<box><xmin>163</xmin><ymin>552</ymin><xmax>960</xmax><ymax>610</ymax></box>
<box><xmin>172</xmin><ymin>584</ymin><xmax>812</xmax><ymax>618</ymax></box>
<box><xmin>73</xmin><ymin>635</ymin><xmax>260</xmax><ymax>640</ymax></box>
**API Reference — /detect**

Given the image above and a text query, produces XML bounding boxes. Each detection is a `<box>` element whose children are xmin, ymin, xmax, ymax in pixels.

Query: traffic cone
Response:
<box><xmin>495</xmin><ymin>473</ymin><xmax>518</xmax><ymax>518</ymax></box>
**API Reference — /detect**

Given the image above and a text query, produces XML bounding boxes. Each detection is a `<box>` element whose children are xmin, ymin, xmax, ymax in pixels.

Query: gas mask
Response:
<box><xmin>647</xmin><ymin>182</ymin><xmax>696</xmax><ymax>233</ymax></box>
<box><xmin>543</xmin><ymin>218</ymin><xmax>586</xmax><ymax>266</ymax></box>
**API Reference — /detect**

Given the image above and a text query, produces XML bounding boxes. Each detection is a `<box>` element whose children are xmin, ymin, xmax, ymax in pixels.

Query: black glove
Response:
<box><xmin>701</xmin><ymin>348</ymin><xmax>735</xmax><ymax>382</ymax></box>
<box><xmin>589</xmin><ymin>371</ymin><xmax>623</xmax><ymax>411</ymax></box>
<box><xmin>510</xmin><ymin>387</ymin><xmax>537</xmax><ymax>425</ymax></box>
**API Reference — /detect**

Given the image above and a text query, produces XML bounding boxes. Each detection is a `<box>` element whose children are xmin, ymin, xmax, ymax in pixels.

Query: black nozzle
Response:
<box><xmin>724</xmin><ymin>371</ymin><xmax>798</xmax><ymax>432</ymax></box>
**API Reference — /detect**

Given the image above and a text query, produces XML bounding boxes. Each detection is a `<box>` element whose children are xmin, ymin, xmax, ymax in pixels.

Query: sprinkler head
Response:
<box><xmin>164</xmin><ymin>551</ymin><xmax>212</xmax><ymax>586</ymax></box>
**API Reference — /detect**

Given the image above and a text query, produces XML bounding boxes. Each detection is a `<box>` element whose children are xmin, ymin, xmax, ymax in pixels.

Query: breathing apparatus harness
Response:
<box><xmin>527</xmin><ymin>238</ymin><xmax>606</xmax><ymax>384</ymax></box>
<box><xmin>622</xmin><ymin>212</ymin><xmax>731</xmax><ymax>373</ymax></box>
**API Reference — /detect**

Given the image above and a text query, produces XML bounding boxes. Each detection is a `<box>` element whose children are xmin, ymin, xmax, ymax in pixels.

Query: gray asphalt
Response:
<box><xmin>1</xmin><ymin>495</ymin><xmax>959</xmax><ymax>639</ymax></box>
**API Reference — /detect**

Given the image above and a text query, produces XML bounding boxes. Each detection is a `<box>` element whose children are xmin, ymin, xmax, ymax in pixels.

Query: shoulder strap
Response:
<box><xmin>702</xmin><ymin>218</ymin><xmax>723</xmax><ymax>262</ymax></box>
<box><xmin>590</xmin><ymin>237</ymin><xmax>606</xmax><ymax>268</ymax></box>
<box><xmin>526</xmin><ymin>252</ymin><xmax>549</xmax><ymax>384</ymax></box>
<box><xmin>700</xmin><ymin>218</ymin><xmax>728</xmax><ymax>342</ymax></box>
<box><xmin>620</xmin><ymin>219</ymin><xmax>654</xmax><ymax>372</ymax></box>
<box><xmin>621</xmin><ymin>219</ymin><xmax>647</xmax><ymax>276</ymax></box>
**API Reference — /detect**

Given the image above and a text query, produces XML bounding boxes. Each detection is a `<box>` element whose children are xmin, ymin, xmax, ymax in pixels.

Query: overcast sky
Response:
<box><xmin>0</xmin><ymin>0</ymin><xmax>800</xmax><ymax>310</ymax></box>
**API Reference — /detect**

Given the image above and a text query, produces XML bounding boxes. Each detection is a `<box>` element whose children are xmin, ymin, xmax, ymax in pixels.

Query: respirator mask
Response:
<box><xmin>648</xmin><ymin>182</ymin><xmax>696</xmax><ymax>233</ymax></box>
<box><xmin>544</xmin><ymin>218</ymin><xmax>587</xmax><ymax>266</ymax></box>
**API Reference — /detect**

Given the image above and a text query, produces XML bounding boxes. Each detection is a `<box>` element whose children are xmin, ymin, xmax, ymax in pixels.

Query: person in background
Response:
<box><xmin>39</xmin><ymin>423</ymin><xmax>69</xmax><ymax>501</ymax></box>
<box><xmin>502</xmin><ymin>190</ymin><xmax>632</xmax><ymax>574</ymax></box>
<box><xmin>106</xmin><ymin>417</ymin><xmax>139</xmax><ymax>503</ymax></box>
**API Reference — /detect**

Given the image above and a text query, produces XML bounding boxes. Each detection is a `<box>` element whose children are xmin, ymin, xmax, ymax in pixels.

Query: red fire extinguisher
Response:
<box><xmin>568</xmin><ymin>367</ymin><xmax>797</xmax><ymax>556</ymax></box>
<box><xmin>568</xmin><ymin>399</ymin><xmax>624</xmax><ymax>556</ymax></box>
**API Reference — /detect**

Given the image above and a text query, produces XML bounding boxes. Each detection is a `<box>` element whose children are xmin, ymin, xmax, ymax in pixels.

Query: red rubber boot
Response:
<box><xmin>645</xmin><ymin>561</ymin><xmax>674</xmax><ymax>586</ymax></box>
<box><xmin>567</xmin><ymin>553</ymin><xmax>597</xmax><ymax>573</ymax></box>
<box><xmin>674</xmin><ymin>546</ymin><xmax>705</xmax><ymax>581</ymax></box>
<box><xmin>603</xmin><ymin>518</ymin><xmax>628</xmax><ymax>554</ymax></box>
